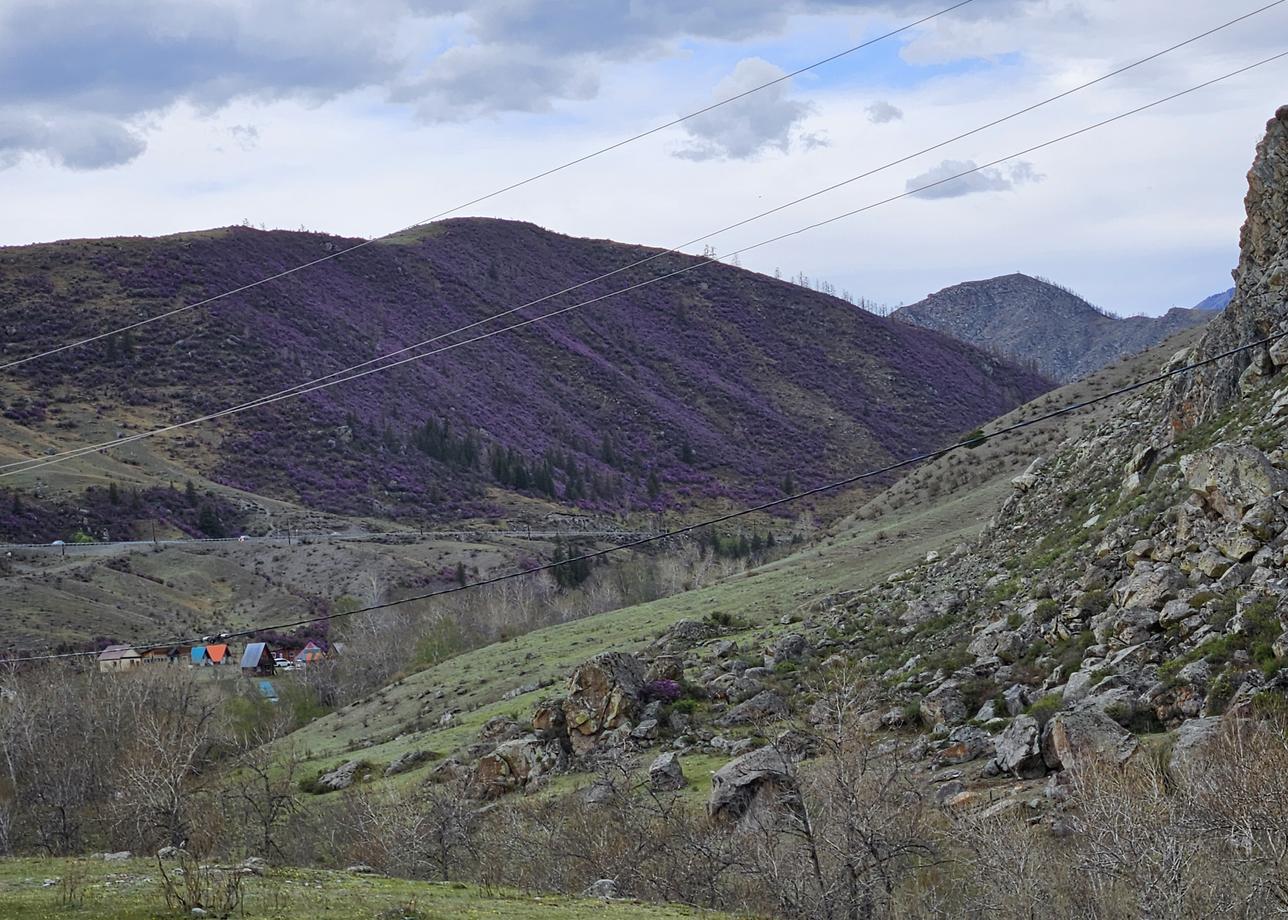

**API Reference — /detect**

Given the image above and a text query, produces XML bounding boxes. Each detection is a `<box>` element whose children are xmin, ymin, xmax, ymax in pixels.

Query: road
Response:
<box><xmin>0</xmin><ymin>529</ymin><xmax>665</xmax><ymax>555</ymax></box>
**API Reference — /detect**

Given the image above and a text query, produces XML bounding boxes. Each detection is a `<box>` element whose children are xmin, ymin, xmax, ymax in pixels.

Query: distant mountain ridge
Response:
<box><xmin>0</xmin><ymin>220</ymin><xmax>1052</xmax><ymax>528</ymax></box>
<box><xmin>891</xmin><ymin>273</ymin><xmax>1211</xmax><ymax>382</ymax></box>
<box><xmin>1192</xmin><ymin>287</ymin><xmax>1235</xmax><ymax>311</ymax></box>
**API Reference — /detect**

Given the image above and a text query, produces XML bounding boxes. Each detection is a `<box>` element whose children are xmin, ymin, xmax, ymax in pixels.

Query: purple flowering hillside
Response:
<box><xmin>0</xmin><ymin>219</ymin><xmax>1052</xmax><ymax>520</ymax></box>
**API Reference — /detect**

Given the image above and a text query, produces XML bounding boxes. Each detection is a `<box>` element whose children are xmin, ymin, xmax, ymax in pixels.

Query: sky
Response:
<box><xmin>0</xmin><ymin>0</ymin><xmax>1284</xmax><ymax>315</ymax></box>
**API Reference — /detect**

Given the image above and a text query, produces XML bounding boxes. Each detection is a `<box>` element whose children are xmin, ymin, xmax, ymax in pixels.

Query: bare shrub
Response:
<box><xmin>156</xmin><ymin>850</ymin><xmax>243</xmax><ymax>918</ymax></box>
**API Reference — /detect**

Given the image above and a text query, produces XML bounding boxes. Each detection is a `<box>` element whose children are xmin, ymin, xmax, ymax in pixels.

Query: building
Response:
<box><xmin>191</xmin><ymin>643</ymin><xmax>230</xmax><ymax>666</ymax></box>
<box><xmin>240</xmin><ymin>642</ymin><xmax>275</xmax><ymax>676</ymax></box>
<box><xmin>97</xmin><ymin>645</ymin><xmax>142</xmax><ymax>673</ymax></box>
<box><xmin>294</xmin><ymin>641</ymin><xmax>325</xmax><ymax>667</ymax></box>
<box><xmin>140</xmin><ymin>645</ymin><xmax>187</xmax><ymax>664</ymax></box>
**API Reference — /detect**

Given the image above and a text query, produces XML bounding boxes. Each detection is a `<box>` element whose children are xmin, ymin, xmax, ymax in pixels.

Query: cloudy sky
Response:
<box><xmin>1</xmin><ymin>0</ymin><xmax>1285</xmax><ymax>315</ymax></box>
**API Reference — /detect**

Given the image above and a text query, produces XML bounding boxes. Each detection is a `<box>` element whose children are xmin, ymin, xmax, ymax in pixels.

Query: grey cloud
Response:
<box><xmin>0</xmin><ymin>0</ymin><xmax>404</xmax><ymax>169</ymax></box>
<box><xmin>394</xmin><ymin>44</ymin><xmax>599</xmax><ymax>121</ymax></box>
<box><xmin>0</xmin><ymin>112</ymin><xmax>145</xmax><ymax>170</ymax></box>
<box><xmin>675</xmin><ymin>58</ymin><xmax>814</xmax><ymax>161</ymax></box>
<box><xmin>0</xmin><ymin>0</ymin><xmax>1014</xmax><ymax>167</ymax></box>
<box><xmin>866</xmin><ymin>100</ymin><xmax>903</xmax><ymax>123</ymax></box>
<box><xmin>0</xmin><ymin>1</ymin><xmax>401</xmax><ymax>115</ymax></box>
<box><xmin>906</xmin><ymin>158</ymin><xmax>1042</xmax><ymax>199</ymax></box>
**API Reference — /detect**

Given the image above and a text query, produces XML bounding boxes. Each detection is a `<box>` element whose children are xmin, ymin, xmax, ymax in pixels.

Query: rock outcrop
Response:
<box><xmin>1169</xmin><ymin>105</ymin><xmax>1288</xmax><ymax>427</ymax></box>
<box><xmin>562</xmin><ymin>652</ymin><xmax>647</xmax><ymax>756</ymax></box>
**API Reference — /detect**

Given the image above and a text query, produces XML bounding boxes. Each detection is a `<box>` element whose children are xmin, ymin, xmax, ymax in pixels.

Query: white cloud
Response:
<box><xmin>906</xmin><ymin>159</ymin><xmax>1043</xmax><ymax>199</ymax></box>
<box><xmin>675</xmin><ymin>58</ymin><xmax>815</xmax><ymax>161</ymax></box>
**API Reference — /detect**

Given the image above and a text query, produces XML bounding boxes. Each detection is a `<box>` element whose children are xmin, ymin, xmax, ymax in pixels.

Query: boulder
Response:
<box><xmin>583</xmin><ymin>879</ymin><xmax>620</xmax><ymax>900</ymax></box>
<box><xmin>531</xmin><ymin>700</ymin><xmax>567</xmax><ymax>737</ymax></box>
<box><xmin>648</xmin><ymin>752</ymin><xmax>687</xmax><ymax>791</ymax></box>
<box><xmin>935</xmin><ymin>726</ymin><xmax>994</xmax><ymax>766</ymax></box>
<box><xmin>1180</xmin><ymin>444</ymin><xmax>1288</xmax><ymax>523</ymax></box>
<box><xmin>1112</xmin><ymin>564</ymin><xmax>1186</xmax><ymax>611</ymax></box>
<box><xmin>1011</xmin><ymin>456</ymin><xmax>1046</xmax><ymax>492</ymax></box>
<box><xmin>562</xmin><ymin>653</ymin><xmax>647</xmax><ymax>755</ymax></box>
<box><xmin>1216</xmin><ymin>525</ymin><xmax>1262</xmax><ymax>562</ymax></box>
<box><xmin>766</xmin><ymin>633</ymin><xmax>810</xmax><ymax>665</ymax></box>
<box><xmin>314</xmin><ymin>760</ymin><xmax>364</xmax><ymax>792</ymax></box>
<box><xmin>993</xmin><ymin>715</ymin><xmax>1046</xmax><ymax>778</ymax></box>
<box><xmin>653</xmin><ymin>620</ymin><xmax>718</xmax><ymax>652</ymax></box>
<box><xmin>1041</xmin><ymin>709</ymin><xmax>1138</xmax><ymax>772</ymax></box>
<box><xmin>630</xmin><ymin>718</ymin><xmax>660</xmax><ymax>741</ymax></box>
<box><xmin>471</xmin><ymin>736</ymin><xmax>564</xmax><ymax>799</ymax></box>
<box><xmin>718</xmin><ymin>689</ymin><xmax>789</xmax><ymax>726</ymax></box>
<box><xmin>709</xmin><ymin>745</ymin><xmax>796</xmax><ymax>826</ymax></box>
<box><xmin>646</xmin><ymin>655</ymin><xmax>685</xmax><ymax>683</ymax></box>
<box><xmin>384</xmin><ymin>749</ymin><xmax>434</xmax><ymax>777</ymax></box>
<box><xmin>967</xmin><ymin>621</ymin><xmax>1022</xmax><ymax>662</ymax></box>
<box><xmin>1167</xmin><ymin>716</ymin><xmax>1225</xmax><ymax>775</ymax></box>
<box><xmin>920</xmin><ymin>681</ymin><xmax>967</xmax><ymax>730</ymax></box>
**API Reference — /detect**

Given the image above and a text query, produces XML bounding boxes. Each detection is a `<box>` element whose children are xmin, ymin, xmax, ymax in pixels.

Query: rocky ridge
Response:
<box><xmin>893</xmin><ymin>273</ymin><xmax>1210</xmax><ymax>382</ymax></box>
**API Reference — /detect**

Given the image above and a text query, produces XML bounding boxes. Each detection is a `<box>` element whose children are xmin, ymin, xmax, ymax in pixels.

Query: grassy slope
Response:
<box><xmin>283</xmin><ymin>326</ymin><xmax>1206</xmax><ymax>781</ymax></box>
<box><xmin>0</xmin><ymin>858</ymin><xmax>737</xmax><ymax>919</ymax></box>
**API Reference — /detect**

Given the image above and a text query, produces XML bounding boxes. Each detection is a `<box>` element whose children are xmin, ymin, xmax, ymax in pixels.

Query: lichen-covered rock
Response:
<box><xmin>709</xmin><ymin>745</ymin><xmax>795</xmax><ymax>826</ymax></box>
<box><xmin>1167</xmin><ymin>716</ymin><xmax>1226</xmax><ymax>775</ymax></box>
<box><xmin>920</xmin><ymin>681</ymin><xmax>967</xmax><ymax>730</ymax></box>
<box><xmin>384</xmin><ymin>749</ymin><xmax>434</xmax><ymax>777</ymax></box>
<box><xmin>1112</xmin><ymin>563</ymin><xmax>1186</xmax><ymax>611</ymax></box>
<box><xmin>1179</xmin><ymin>444</ymin><xmax>1288</xmax><ymax>523</ymax></box>
<box><xmin>562</xmin><ymin>652</ymin><xmax>647</xmax><ymax>756</ymax></box>
<box><xmin>719</xmin><ymin>689</ymin><xmax>789</xmax><ymax>726</ymax></box>
<box><xmin>1041</xmin><ymin>708</ymin><xmax>1138</xmax><ymax>772</ymax></box>
<box><xmin>470</xmin><ymin>736</ymin><xmax>564</xmax><ymax>798</ymax></box>
<box><xmin>314</xmin><ymin>760</ymin><xmax>365</xmax><ymax>792</ymax></box>
<box><xmin>993</xmin><ymin>715</ymin><xmax>1046</xmax><ymax>778</ymax></box>
<box><xmin>648</xmin><ymin>752</ymin><xmax>687</xmax><ymax>791</ymax></box>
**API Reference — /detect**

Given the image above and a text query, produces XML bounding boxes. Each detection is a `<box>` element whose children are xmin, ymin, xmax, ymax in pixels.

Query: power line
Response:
<box><xmin>5</xmin><ymin>328</ymin><xmax>1283</xmax><ymax>665</ymax></box>
<box><xmin>0</xmin><ymin>0</ymin><xmax>978</xmax><ymax>374</ymax></box>
<box><xmin>5</xmin><ymin>47</ymin><xmax>1285</xmax><ymax>479</ymax></box>
<box><xmin>11</xmin><ymin>0</ymin><xmax>1269</xmax><ymax>473</ymax></box>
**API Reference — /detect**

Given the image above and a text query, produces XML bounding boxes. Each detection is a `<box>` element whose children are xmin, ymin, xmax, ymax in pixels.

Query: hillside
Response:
<box><xmin>892</xmin><ymin>272</ymin><xmax>1210</xmax><ymax>381</ymax></box>
<box><xmin>250</xmin><ymin>106</ymin><xmax>1288</xmax><ymax>916</ymax></box>
<box><xmin>0</xmin><ymin>221</ymin><xmax>1050</xmax><ymax>534</ymax></box>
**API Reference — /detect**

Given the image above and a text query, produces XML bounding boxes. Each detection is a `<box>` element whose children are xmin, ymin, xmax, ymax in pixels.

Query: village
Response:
<box><xmin>95</xmin><ymin>638</ymin><xmax>337</xmax><ymax>689</ymax></box>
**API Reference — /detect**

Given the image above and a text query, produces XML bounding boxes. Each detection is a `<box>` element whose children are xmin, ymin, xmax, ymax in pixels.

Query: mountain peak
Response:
<box><xmin>893</xmin><ymin>273</ymin><xmax>1209</xmax><ymax>381</ymax></box>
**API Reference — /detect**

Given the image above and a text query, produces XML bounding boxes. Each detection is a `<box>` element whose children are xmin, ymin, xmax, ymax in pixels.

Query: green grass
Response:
<box><xmin>0</xmin><ymin>858</ymin><xmax>740</xmax><ymax>919</ymax></box>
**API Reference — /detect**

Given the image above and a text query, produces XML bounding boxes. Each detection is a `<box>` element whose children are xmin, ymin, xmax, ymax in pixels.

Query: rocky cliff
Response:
<box><xmin>1168</xmin><ymin>105</ymin><xmax>1288</xmax><ymax>429</ymax></box>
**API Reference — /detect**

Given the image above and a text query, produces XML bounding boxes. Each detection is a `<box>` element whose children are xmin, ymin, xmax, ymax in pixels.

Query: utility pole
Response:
<box><xmin>151</xmin><ymin>520</ymin><xmax>158</xmax><ymax>546</ymax></box>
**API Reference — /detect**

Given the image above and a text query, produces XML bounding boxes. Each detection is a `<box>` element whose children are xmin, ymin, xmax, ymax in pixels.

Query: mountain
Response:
<box><xmin>1192</xmin><ymin>286</ymin><xmax>1235</xmax><ymax>311</ymax></box>
<box><xmin>255</xmin><ymin>106</ymin><xmax>1288</xmax><ymax>914</ymax></box>
<box><xmin>0</xmin><ymin>220</ymin><xmax>1051</xmax><ymax>532</ymax></box>
<box><xmin>891</xmin><ymin>272</ymin><xmax>1210</xmax><ymax>382</ymax></box>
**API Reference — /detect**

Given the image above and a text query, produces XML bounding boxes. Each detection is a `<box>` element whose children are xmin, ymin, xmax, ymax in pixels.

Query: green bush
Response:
<box><xmin>1025</xmin><ymin>692</ymin><xmax>1063</xmax><ymax>728</ymax></box>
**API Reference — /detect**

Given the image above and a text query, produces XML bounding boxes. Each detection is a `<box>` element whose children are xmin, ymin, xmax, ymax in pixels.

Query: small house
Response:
<box><xmin>190</xmin><ymin>643</ymin><xmax>230</xmax><ymax>666</ymax></box>
<box><xmin>140</xmin><ymin>645</ymin><xmax>186</xmax><ymax>664</ymax></box>
<box><xmin>240</xmin><ymin>642</ymin><xmax>275</xmax><ymax>676</ymax></box>
<box><xmin>97</xmin><ymin>645</ymin><xmax>142</xmax><ymax>673</ymax></box>
<box><xmin>294</xmin><ymin>641</ymin><xmax>325</xmax><ymax>667</ymax></box>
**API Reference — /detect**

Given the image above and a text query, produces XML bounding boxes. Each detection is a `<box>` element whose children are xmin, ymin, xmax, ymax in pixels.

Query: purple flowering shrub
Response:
<box><xmin>642</xmin><ymin>679</ymin><xmax>682</xmax><ymax>703</ymax></box>
<box><xmin>0</xmin><ymin>221</ymin><xmax>1052</xmax><ymax>522</ymax></box>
